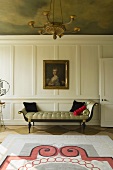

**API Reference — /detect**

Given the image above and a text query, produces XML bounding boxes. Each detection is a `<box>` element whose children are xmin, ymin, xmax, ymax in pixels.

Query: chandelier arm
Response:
<box><xmin>31</xmin><ymin>25</ymin><xmax>44</xmax><ymax>29</ymax></box>
<box><xmin>39</xmin><ymin>31</ymin><xmax>46</xmax><ymax>35</ymax></box>
<box><xmin>46</xmin><ymin>14</ymin><xmax>51</xmax><ymax>23</ymax></box>
<box><xmin>63</xmin><ymin>18</ymin><xmax>75</xmax><ymax>26</ymax></box>
<box><xmin>28</xmin><ymin>21</ymin><xmax>44</xmax><ymax>28</ymax></box>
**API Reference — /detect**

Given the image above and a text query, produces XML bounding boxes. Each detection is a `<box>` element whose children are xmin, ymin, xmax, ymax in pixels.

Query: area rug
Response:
<box><xmin>0</xmin><ymin>135</ymin><xmax>113</xmax><ymax>170</ymax></box>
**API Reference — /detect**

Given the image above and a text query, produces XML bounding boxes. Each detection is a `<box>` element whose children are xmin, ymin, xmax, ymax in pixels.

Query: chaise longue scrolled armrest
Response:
<box><xmin>18</xmin><ymin>100</ymin><xmax>98</xmax><ymax>133</ymax></box>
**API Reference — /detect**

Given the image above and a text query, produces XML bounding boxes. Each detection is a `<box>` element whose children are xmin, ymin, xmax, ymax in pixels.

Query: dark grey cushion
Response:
<box><xmin>23</xmin><ymin>102</ymin><xmax>38</xmax><ymax>112</ymax></box>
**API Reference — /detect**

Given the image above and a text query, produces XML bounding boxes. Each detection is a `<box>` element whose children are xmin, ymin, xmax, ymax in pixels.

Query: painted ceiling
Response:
<box><xmin>0</xmin><ymin>0</ymin><xmax>113</xmax><ymax>35</ymax></box>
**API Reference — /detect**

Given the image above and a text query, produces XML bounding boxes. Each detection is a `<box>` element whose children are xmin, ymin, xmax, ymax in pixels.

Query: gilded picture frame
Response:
<box><xmin>43</xmin><ymin>60</ymin><xmax>69</xmax><ymax>89</ymax></box>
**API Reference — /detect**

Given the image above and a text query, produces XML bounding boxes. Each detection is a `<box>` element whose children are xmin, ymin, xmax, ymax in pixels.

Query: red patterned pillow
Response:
<box><xmin>73</xmin><ymin>105</ymin><xmax>86</xmax><ymax>116</ymax></box>
<box><xmin>70</xmin><ymin>100</ymin><xmax>85</xmax><ymax>112</ymax></box>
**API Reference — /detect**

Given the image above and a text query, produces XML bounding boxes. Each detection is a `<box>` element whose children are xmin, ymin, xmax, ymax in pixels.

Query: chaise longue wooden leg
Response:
<box><xmin>82</xmin><ymin>121</ymin><xmax>86</xmax><ymax>133</ymax></box>
<box><xmin>28</xmin><ymin>122</ymin><xmax>31</xmax><ymax>133</ymax></box>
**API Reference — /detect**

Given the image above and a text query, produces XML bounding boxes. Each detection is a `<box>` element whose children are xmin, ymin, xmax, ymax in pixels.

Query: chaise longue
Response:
<box><xmin>18</xmin><ymin>100</ymin><xmax>97</xmax><ymax>133</ymax></box>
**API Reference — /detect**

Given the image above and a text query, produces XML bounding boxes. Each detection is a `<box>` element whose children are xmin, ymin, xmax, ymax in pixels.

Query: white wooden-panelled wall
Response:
<box><xmin>0</xmin><ymin>35</ymin><xmax>113</xmax><ymax>125</ymax></box>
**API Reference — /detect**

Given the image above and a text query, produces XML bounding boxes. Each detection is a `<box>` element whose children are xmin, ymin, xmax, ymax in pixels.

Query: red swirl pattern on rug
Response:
<box><xmin>1</xmin><ymin>145</ymin><xmax>113</xmax><ymax>170</ymax></box>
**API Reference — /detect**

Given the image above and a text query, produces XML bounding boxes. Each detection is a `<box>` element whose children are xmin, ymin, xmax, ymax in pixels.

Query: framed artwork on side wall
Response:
<box><xmin>43</xmin><ymin>60</ymin><xmax>69</xmax><ymax>89</ymax></box>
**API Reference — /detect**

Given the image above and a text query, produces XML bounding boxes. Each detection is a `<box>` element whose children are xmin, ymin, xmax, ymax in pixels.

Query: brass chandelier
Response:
<box><xmin>28</xmin><ymin>0</ymin><xmax>80</xmax><ymax>39</ymax></box>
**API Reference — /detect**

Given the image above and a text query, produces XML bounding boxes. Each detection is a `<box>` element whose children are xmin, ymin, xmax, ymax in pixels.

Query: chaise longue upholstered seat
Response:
<box><xmin>18</xmin><ymin>100</ymin><xmax>97</xmax><ymax>133</ymax></box>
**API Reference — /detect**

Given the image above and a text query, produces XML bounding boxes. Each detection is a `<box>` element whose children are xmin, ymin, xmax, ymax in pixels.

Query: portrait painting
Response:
<box><xmin>43</xmin><ymin>60</ymin><xmax>69</xmax><ymax>89</ymax></box>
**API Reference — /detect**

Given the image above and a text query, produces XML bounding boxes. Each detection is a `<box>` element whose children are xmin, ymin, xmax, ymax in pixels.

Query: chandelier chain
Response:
<box><xmin>60</xmin><ymin>0</ymin><xmax>63</xmax><ymax>24</ymax></box>
<box><xmin>53</xmin><ymin>0</ymin><xmax>55</xmax><ymax>23</ymax></box>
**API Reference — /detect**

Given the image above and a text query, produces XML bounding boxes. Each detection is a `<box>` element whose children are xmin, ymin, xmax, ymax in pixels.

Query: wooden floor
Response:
<box><xmin>0</xmin><ymin>125</ymin><xmax>113</xmax><ymax>143</ymax></box>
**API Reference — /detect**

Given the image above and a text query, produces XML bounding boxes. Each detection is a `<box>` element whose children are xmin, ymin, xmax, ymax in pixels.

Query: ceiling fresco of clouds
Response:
<box><xmin>0</xmin><ymin>0</ymin><xmax>113</xmax><ymax>35</ymax></box>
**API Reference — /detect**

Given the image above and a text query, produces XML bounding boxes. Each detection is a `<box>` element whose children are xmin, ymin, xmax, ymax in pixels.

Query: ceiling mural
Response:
<box><xmin>0</xmin><ymin>0</ymin><xmax>113</xmax><ymax>35</ymax></box>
